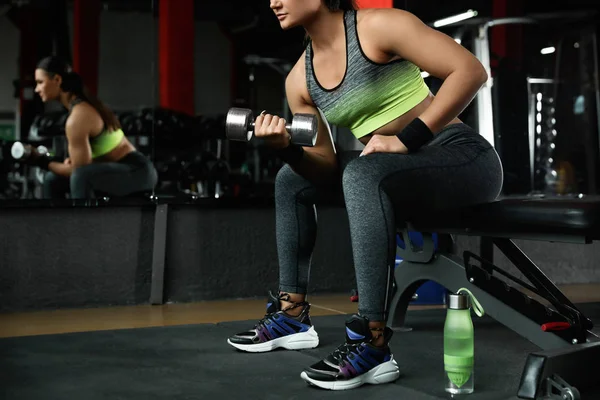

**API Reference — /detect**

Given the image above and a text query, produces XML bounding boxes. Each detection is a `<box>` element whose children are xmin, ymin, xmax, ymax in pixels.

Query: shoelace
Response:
<box><xmin>330</xmin><ymin>326</ymin><xmax>386</xmax><ymax>362</ymax></box>
<box><xmin>255</xmin><ymin>292</ymin><xmax>307</xmax><ymax>329</ymax></box>
<box><xmin>331</xmin><ymin>342</ymin><xmax>360</xmax><ymax>363</ymax></box>
<box><xmin>279</xmin><ymin>293</ymin><xmax>308</xmax><ymax>313</ymax></box>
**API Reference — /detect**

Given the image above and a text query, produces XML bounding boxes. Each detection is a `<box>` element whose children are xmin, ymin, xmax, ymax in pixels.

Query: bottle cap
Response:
<box><xmin>448</xmin><ymin>293</ymin><xmax>470</xmax><ymax>310</ymax></box>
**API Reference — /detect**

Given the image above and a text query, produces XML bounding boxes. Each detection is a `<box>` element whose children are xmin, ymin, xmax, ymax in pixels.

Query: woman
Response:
<box><xmin>227</xmin><ymin>0</ymin><xmax>503</xmax><ymax>391</ymax></box>
<box><xmin>33</xmin><ymin>56</ymin><xmax>157</xmax><ymax>199</ymax></box>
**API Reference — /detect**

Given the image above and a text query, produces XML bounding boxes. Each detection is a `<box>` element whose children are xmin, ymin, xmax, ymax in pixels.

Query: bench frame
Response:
<box><xmin>387</xmin><ymin>225</ymin><xmax>600</xmax><ymax>399</ymax></box>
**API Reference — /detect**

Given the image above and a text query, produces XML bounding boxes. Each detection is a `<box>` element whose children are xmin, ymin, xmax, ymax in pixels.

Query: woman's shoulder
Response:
<box><xmin>356</xmin><ymin>7</ymin><xmax>413</xmax><ymax>30</ymax></box>
<box><xmin>69</xmin><ymin>100</ymin><xmax>96</xmax><ymax>118</ymax></box>
<box><xmin>67</xmin><ymin>101</ymin><xmax>102</xmax><ymax>129</ymax></box>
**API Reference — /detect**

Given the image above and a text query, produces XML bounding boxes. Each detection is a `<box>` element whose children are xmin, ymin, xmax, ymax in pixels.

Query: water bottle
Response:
<box><xmin>444</xmin><ymin>288</ymin><xmax>484</xmax><ymax>395</ymax></box>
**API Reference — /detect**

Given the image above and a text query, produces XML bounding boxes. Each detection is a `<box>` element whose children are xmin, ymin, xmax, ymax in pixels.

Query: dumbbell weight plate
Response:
<box><xmin>37</xmin><ymin>145</ymin><xmax>48</xmax><ymax>155</ymax></box>
<box><xmin>290</xmin><ymin>113</ymin><xmax>318</xmax><ymax>147</ymax></box>
<box><xmin>226</xmin><ymin>108</ymin><xmax>254</xmax><ymax>142</ymax></box>
<box><xmin>11</xmin><ymin>142</ymin><xmax>28</xmax><ymax>160</ymax></box>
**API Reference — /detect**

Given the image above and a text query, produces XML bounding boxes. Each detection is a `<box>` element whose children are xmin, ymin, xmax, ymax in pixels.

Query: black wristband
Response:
<box><xmin>278</xmin><ymin>143</ymin><xmax>305</xmax><ymax>165</ymax></box>
<box><xmin>32</xmin><ymin>155</ymin><xmax>59</xmax><ymax>170</ymax></box>
<box><xmin>396</xmin><ymin>118</ymin><xmax>434</xmax><ymax>152</ymax></box>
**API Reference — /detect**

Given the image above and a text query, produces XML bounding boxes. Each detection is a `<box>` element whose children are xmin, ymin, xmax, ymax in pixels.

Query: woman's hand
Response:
<box><xmin>360</xmin><ymin>135</ymin><xmax>408</xmax><ymax>156</ymax></box>
<box><xmin>63</xmin><ymin>157</ymin><xmax>71</xmax><ymax>165</ymax></box>
<box><xmin>253</xmin><ymin>111</ymin><xmax>291</xmax><ymax>149</ymax></box>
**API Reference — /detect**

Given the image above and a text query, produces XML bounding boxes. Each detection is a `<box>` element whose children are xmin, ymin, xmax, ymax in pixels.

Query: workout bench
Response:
<box><xmin>388</xmin><ymin>196</ymin><xmax>600</xmax><ymax>400</ymax></box>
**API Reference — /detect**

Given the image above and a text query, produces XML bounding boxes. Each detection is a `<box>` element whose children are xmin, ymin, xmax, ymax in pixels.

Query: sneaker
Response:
<box><xmin>300</xmin><ymin>314</ymin><xmax>400</xmax><ymax>390</ymax></box>
<box><xmin>227</xmin><ymin>291</ymin><xmax>320</xmax><ymax>352</ymax></box>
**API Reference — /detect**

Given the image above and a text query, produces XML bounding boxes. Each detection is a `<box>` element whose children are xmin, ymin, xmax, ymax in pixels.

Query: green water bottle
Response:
<box><xmin>444</xmin><ymin>288</ymin><xmax>484</xmax><ymax>395</ymax></box>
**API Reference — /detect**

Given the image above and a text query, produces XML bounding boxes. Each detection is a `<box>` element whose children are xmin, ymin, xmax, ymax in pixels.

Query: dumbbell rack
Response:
<box><xmin>2</xmin><ymin>170</ymin><xmax>27</xmax><ymax>199</ymax></box>
<box><xmin>192</xmin><ymin>138</ymin><xmax>227</xmax><ymax>199</ymax></box>
<box><xmin>2</xmin><ymin>165</ymin><xmax>41</xmax><ymax>199</ymax></box>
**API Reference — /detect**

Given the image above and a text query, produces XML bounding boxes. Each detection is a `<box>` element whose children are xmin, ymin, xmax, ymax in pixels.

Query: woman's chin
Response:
<box><xmin>279</xmin><ymin>19</ymin><xmax>297</xmax><ymax>30</ymax></box>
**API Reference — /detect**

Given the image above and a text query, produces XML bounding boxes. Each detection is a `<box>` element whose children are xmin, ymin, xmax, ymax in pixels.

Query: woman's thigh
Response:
<box><xmin>341</xmin><ymin>126</ymin><xmax>503</xmax><ymax>217</ymax></box>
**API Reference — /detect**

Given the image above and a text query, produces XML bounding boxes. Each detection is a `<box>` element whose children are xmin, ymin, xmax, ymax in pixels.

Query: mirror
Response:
<box><xmin>0</xmin><ymin>0</ymin><xmax>158</xmax><ymax>202</ymax></box>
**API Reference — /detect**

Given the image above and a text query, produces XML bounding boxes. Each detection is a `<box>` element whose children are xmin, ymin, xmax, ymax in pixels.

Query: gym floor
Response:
<box><xmin>2</xmin><ymin>284</ymin><xmax>600</xmax><ymax>400</ymax></box>
<box><xmin>1</xmin><ymin>283</ymin><xmax>598</xmax><ymax>339</ymax></box>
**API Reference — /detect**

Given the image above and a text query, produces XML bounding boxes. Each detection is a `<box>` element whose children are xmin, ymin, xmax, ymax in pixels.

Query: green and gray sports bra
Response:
<box><xmin>71</xmin><ymin>98</ymin><xmax>124</xmax><ymax>159</ymax></box>
<box><xmin>305</xmin><ymin>10</ymin><xmax>430</xmax><ymax>139</ymax></box>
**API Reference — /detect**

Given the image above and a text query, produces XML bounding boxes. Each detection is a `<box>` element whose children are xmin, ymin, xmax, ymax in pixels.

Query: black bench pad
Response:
<box><xmin>405</xmin><ymin>196</ymin><xmax>600</xmax><ymax>241</ymax></box>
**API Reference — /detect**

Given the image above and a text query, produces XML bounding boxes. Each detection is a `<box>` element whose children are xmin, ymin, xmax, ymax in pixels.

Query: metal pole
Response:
<box><xmin>473</xmin><ymin>25</ymin><xmax>495</xmax><ymax>147</ymax></box>
<box><xmin>472</xmin><ymin>18</ymin><xmax>539</xmax><ymax>148</ymax></box>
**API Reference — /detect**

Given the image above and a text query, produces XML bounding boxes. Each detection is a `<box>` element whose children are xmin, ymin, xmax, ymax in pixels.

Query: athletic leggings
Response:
<box><xmin>43</xmin><ymin>151</ymin><xmax>158</xmax><ymax>199</ymax></box>
<box><xmin>276</xmin><ymin>123</ymin><xmax>504</xmax><ymax>321</ymax></box>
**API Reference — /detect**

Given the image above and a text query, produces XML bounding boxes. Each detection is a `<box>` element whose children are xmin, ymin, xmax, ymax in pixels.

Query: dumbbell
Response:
<box><xmin>11</xmin><ymin>142</ymin><xmax>49</xmax><ymax>161</ymax></box>
<box><xmin>226</xmin><ymin>108</ymin><xmax>317</xmax><ymax>147</ymax></box>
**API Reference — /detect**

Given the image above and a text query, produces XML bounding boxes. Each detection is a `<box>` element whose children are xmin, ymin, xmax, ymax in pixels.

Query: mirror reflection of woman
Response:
<box><xmin>33</xmin><ymin>56</ymin><xmax>157</xmax><ymax>199</ymax></box>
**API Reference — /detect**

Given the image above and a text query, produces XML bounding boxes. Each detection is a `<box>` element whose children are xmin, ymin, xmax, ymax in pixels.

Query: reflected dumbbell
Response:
<box><xmin>11</xmin><ymin>142</ymin><xmax>49</xmax><ymax>161</ymax></box>
<box><xmin>226</xmin><ymin>107</ymin><xmax>317</xmax><ymax>147</ymax></box>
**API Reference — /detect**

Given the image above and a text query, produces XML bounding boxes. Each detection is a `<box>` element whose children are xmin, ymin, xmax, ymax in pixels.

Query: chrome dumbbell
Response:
<box><xmin>225</xmin><ymin>107</ymin><xmax>317</xmax><ymax>147</ymax></box>
<box><xmin>11</xmin><ymin>142</ymin><xmax>49</xmax><ymax>161</ymax></box>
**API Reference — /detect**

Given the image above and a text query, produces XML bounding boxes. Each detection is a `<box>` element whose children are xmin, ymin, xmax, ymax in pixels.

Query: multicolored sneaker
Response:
<box><xmin>227</xmin><ymin>291</ymin><xmax>319</xmax><ymax>352</ymax></box>
<box><xmin>300</xmin><ymin>314</ymin><xmax>400</xmax><ymax>390</ymax></box>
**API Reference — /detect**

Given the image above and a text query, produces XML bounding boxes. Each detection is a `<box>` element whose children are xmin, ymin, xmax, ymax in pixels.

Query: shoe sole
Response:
<box><xmin>227</xmin><ymin>326</ymin><xmax>319</xmax><ymax>353</ymax></box>
<box><xmin>300</xmin><ymin>357</ymin><xmax>400</xmax><ymax>390</ymax></box>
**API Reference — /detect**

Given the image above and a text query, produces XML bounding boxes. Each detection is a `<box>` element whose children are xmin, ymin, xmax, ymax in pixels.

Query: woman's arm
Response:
<box><xmin>364</xmin><ymin>8</ymin><xmax>488</xmax><ymax>133</ymax></box>
<box><xmin>48</xmin><ymin>160</ymin><xmax>72</xmax><ymax>177</ymax></box>
<box><xmin>48</xmin><ymin>108</ymin><xmax>94</xmax><ymax>177</ymax></box>
<box><xmin>254</xmin><ymin>59</ymin><xmax>338</xmax><ymax>185</ymax></box>
<box><xmin>283</xmin><ymin>63</ymin><xmax>338</xmax><ymax>184</ymax></box>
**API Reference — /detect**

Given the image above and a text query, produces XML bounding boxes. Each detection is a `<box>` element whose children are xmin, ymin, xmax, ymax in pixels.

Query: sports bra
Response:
<box><xmin>70</xmin><ymin>98</ymin><xmax>124</xmax><ymax>158</ymax></box>
<box><xmin>305</xmin><ymin>10</ymin><xmax>430</xmax><ymax>139</ymax></box>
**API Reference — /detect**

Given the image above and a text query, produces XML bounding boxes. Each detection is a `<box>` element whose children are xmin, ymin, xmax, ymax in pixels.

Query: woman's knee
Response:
<box><xmin>275</xmin><ymin>164</ymin><xmax>322</xmax><ymax>206</ymax></box>
<box><xmin>276</xmin><ymin>164</ymin><xmax>307</xmax><ymax>195</ymax></box>
<box><xmin>43</xmin><ymin>171</ymin><xmax>67</xmax><ymax>196</ymax></box>
<box><xmin>43</xmin><ymin>171</ymin><xmax>61</xmax><ymax>186</ymax></box>
<box><xmin>342</xmin><ymin>156</ymin><xmax>380</xmax><ymax>195</ymax></box>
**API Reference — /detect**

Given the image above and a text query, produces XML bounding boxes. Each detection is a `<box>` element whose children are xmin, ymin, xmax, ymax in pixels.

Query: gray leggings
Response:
<box><xmin>43</xmin><ymin>151</ymin><xmax>158</xmax><ymax>199</ymax></box>
<box><xmin>276</xmin><ymin>123</ymin><xmax>504</xmax><ymax>321</ymax></box>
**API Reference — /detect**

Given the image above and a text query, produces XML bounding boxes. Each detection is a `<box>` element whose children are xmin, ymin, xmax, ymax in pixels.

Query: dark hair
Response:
<box><xmin>324</xmin><ymin>0</ymin><xmax>357</xmax><ymax>11</ymax></box>
<box><xmin>305</xmin><ymin>1</ymin><xmax>357</xmax><ymax>45</ymax></box>
<box><xmin>36</xmin><ymin>56</ymin><xmax>121</xmax><ymax>132</ymax></box>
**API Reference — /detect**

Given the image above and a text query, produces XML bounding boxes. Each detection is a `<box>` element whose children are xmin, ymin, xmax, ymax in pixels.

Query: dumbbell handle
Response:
<box><xmin>247</xmin><ymin>121</ymin><xmax>294</xmax><ymax>132</ymax></box>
